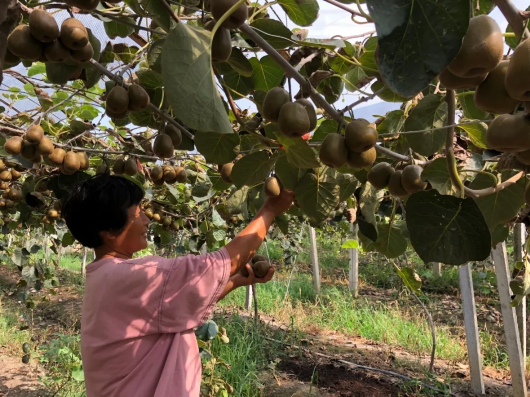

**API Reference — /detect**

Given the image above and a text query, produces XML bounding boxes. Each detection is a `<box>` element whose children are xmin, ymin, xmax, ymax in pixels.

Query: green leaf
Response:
<box><xmin>45</xmin><ymin>62</ymin><xmax>81</xmax><ymax>85</ymax></box>
<box><xmin>141</xmin><ymin>0</ymin><xmax>171</xmax><ymax>31</ymax></box>
<box><xmin>358</xmin><ymin>37</ymin><xmax>378</xmax><ymax>77</ymax></box>
<box><xmin>212</xmin><ymin>208</ymin><xmax>227</xmax><ymax>228</ymax></box>
<box><xmin>294</xmin><ymin>169</ymin><xmax>339</xmax><ymax>225</ymax></box>
<box><xmin>275</xmin><ymin>214</ymin><xmax>289</xmax><ymax>234</ymax></box>
<box><xmin>337</xmin><ymin>173</ymin><xmax>358</xmax><ymax>202</ymax></box>
<box><xmin>406</xmin><ymin>189</ymin><xmax>491</xmax><ymax>265</ymax></box>
<box><xmin>295</xmin><ymin>37</ymin><xmax>347</xmax><ymax>50</ymax></box>
<box><xmin>224</xmin><ymin>186</ymin><xmax>249</xmax><ymax>215</ymax></box>
<box><xmin>249</xmin><ymin>56</ymin><xmax>285</xmax><ymax>92</ymax></box>
<box><xmin>403</xmin><ymin>94</ymin><xmax>447</xmax><ymax>156</ymax></box>
<box><xmin>344</xmin><ymin>66</ymin><xmax>368</xmax><ymax>92</ymax></box>
<box><xmin>231</xmin><ymin>151</ymin><xmax>277</xmax><ymax>189</ymax></box>
<box><xmin>113</xmin><ymin>43</ymin><xmax>138</xmax><ymax>64</ymax></box>
<box><xmin>491</xmin><ymin>224</ymin><xmax>509</xmax><ymax>246</ymax></box>
<box><xmin>72</xmin><ymin>367</ymin><xmax>85</xmax><ymax>382</ymax></box>
<box><xmin>458</xmin><ymin>91</ymin><xmax>490</xmax><ymax>120</ymax></box>
<box><xmin>278</xmin><ymin>0</ymin><xmax>319</xmax><ymax>27</ymax></box>
<box><xmin>128</xmin><ymin>108</ymin><xmax>159</xmax><ymax>128</ymax></box>
<box><xmin>376</xmin><ymin>110</ymin><xmax>405</xmax><ymax>135</ymax></box>
<box><xmin>317</xmin><ymin>75</ymin><xmax>344</xmax><ymax>104</ymax></box>
<box><xmin>276</xmin><ymin>135</ymin><xmax>320</xmax><ymax>168</ymax></box>
<box><xmin>421</xmin><ymin>157</ymin><xmax>458</xmax><ymax>196</ymax></box>
<box><xmin>469</xmin><ymin>172</ymin><xmax>527</xmax><ymax>230</ymax></box>
<box><xmin>341</xmin><ymin>239</ymin><xmax>359</xmax><ymax>249</ymax></box>
<box><xmin>154</xmin><ymin>224</ymin><xmax>172</xmax><ymax>245</ymax></box>
<box><xmin>194</xmin><ymin>131</ymin><xmax>240</xmax><ymax>164</ymax></box>
<box><xmin>208</xmin><ymin>170</ymin><xmax>232</xmax><ymax>191</ymax></box>
<box><xmin>367</xmin><ymin>0</ymin><xmax>471</xmax><ymax>96</ymax></box>
<box><xmin>358</xmin><ymin>183</ymin><xmax>383</xmax><ymax>241</ymax></box>
<box><xmin>395</xmin><ymin>266</ymin><xmax>422</xmax><ymax>294</ymax></box>
<box><xmin>137</xmin><ymin>69</ymin><xmax>164</xmax><ymax>90</ymax></box>
<box><xmin>223</xmin><ymin>71</ymin><xmax>253</xmax><ymax>100</ymax></box>
<box><xmin>195</xmin><ymin>320</ymin><xmax>219</xmax><ymax>341</ymax></box>
<box><xmin>372</xmin><ymin>80</ymin><xmax>411</xmax><ymax>102</ymax></box>
<box><xmin>373</xmin><ymin>224</ymin><xmax>407</xmax><ymax>258</ymax></box>
<box><xmin>506</xmin><ymin>6</ymin><xmax>530</xmax><ymax>48</ymax></box>
<box><xmin>62</xmin><ymin>232</ymin><xmax>75</xmax><ymax>247</ymax></box>
<box><xmin>459</xmin><ymin>122</ymin><xmax>488</xmax><ymax>149</ymax></box>
<box><xmin>311</xmin><ymin>119</ymin><xmax>340</xmax><ymax>142</ymax></box>
<box><xmin>28</xmin><ymin>63</ymin><xmax>45</xmax><ymax>77</ymax></box>
<box><xmin>474</xmin><ymin>0</ymin><xmax>496</xmax><ymax>15</ymax></box>
<box><xmin>161</xmin><ymin>24</ymin><xmax>233</xmax><ymax>134</ymax></box>
<box><xmin>147</xmin><ymin>39</ymin><xmax>165</xmax><ymax>74</ymax></box>
<box><xmin>275</xmin><ymin>155</ymin><xmax>308</xmax><ymax>190</ymax></box>
<box><xmin>226</xmin><ymin>48</ymin><xmax>253</xmax><ymax>77</ymax></box>
<box><xmin>248</xmin><ymin>19</ymin><xmax>293</xmax><ymax>50</ymax></box>
<box><xmin>103</xmin><ymin>18</ymin><xmax>135</xmax><ymax>39</ymax></box>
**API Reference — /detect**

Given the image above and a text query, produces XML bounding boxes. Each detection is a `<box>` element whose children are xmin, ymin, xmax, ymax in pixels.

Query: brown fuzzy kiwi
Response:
<box><xmin>264</xmin><ymin>176</ymin><xmax>281</xmax><ymax>197</ymax></box>
<box><xmin>486</xmin><ymin>113</ymin><xmax>530</xmax><ymax>153</ymax></box>
<box><xmin>77</xmin><ymin>152</ymin><xmax>89</xmax><ymax>170</ymax></box>
<box><xmin>96</xmin><ymin>163</ymin><xmax>108</xmax><ymax>174</ymax></box>
<box><xmin>401</xmin><ymin>165</ymin><xmax>427</xmax><ymax>194</ymax></box>
<box><xmin>106</xmin><ymin>86</ymin><xmax>129</xmax><ymax>114</ymax></box>
<box><xmin>220</xmin><ymin>163</ymin><xmax>234</xmax><ymax>184</ymax></box>
<box><xmin>60</xmin><ymin>18</ymin><xmax>88</xmax><ymax>50</ymax></box>
<box><xmin>44</xmin><ymin>40</ymin><xmax>71</xmax><ymax>62</ymax></box>
<box><xmin>124</xmin><ymin>158</ymin><xmax>138</xmax><ymax>176</ymax></box>
<box><xmin>252</xmin><ymin>261</ymin><xmax>271</xmax><ymax>278</ymax></box>
<box><xmin>262</xmin><ymin>87</ymin><xmax>290</xmax><ymax>122</ymax></box>
<box><xmin>164</xmin><ymin>125</ymin><xmax>182</xmax><ymax>147</ymax></box>
<box><xmin>515</xmin><ymin>149</ymin><xmax>530</xmax><ymax>165</ymax></box>
<box><xmin>278</xmin><ymin>102</ymin><xmax>310</xmax><ymax>138</ymax></box>
<box><xmin>252</xmin><ymin>254</ymin><xmax>268</xmax><ymax>264</ymax></box>
<box><xmin>70</xmin><ymin>42</ymin><xmax>94</xmax><ymax>63</ymax></box>
<box><xmin>105</xmin><ymin>107</ymin><xmax>128</xmax><ymax>120</ymax></box>
<box><xmin>11</xmin><ymin>169</ymin><xmax>21</xmax><ymax>180</ymax></box>
<box><xmin>150</xmin><ymin>166</ymin><xmax>164</xmax><ymax>181</ymax></box>
<box><xmin>295</xmin><ymin>98</ymin><xmax>317</xmax><ymax>132</ymax></box>
<box><xmin>30</xmin><ymin>154</ymin><xmax>43</xmax><ymax>164</ymax></box>
<box><xmin>113</xmin><ymin>159</ymin><xmax>125</xmax><ymax>174</ymax></box>
<box><xmin>47</xmin><ymin>148</ymin><xmax>66</xmax><ymax>166</ymax></box>
<box><xmin>346</xmin><ymin>147</ymin><xmax>376</xmax><ymax>168</ymax></box>
<box><xmin>63</xmin><ymin>151</ymin><xmax>80</xmax><ymax>173</ymax></box>
<box><xmin>128</xmin><ymin>84</ymin><xmax>150</xmax><ymax>111</ymax></box>
<box><xmin>367</xmin><ymin>162</ymin><xmax>394</xmax><ymax>189</ymax></box>
<box><xmin>4</xmin><ymin>136</ymin><xmax>23</xmax><ymax>155</ymax></box>
<box><xmin>447</xmin><ymin>15</ymin><xmax>503</xmax><ymax>78</ymax></box>
<box><xmin>474</xmin><ymin>60</ymin><xmax>519</xmax><ymax>114</ymax></box>
<box><xmin>0</xmin><ymin>171</ymin><xmax>12</xmax><ymax>182</ymax></box>
<box><xmin>438</xmin><ymin>68</ymin><xmax>487</xmax><ymax>90</ymax></box>
<box><xmin>153</xmin><ymin>134</ymin><xmax>174</xmax><ymax>159</ymax></box>
<box><xmin>8</xmin><ymin>188</ymin><xmax>23</xmax><ymax>202</ymax></box>
<box><xmin>174</xmin><ymin>166</ymin><xmax>187</xmax><ymax>183</ymax></box>
<box><xmin>26</xmin><ymin>125</ymin><xmax>44</xmax><ymax>144</ymax></box>
<box><xmin>204</xmin><ymin>20</ymin><xmax>232</xmax><ymax>63</ymax></box>
<box><xmin>144</xmin><ymin>208</ymin><xmax>154</xmax><ymax>219</ymax></box>
<box><xmin>152</xmin><ymin>213</ymin><xmax>161</xmax><ymax>222</ymax></box>
<box><xmin>505</xmin><ymin>39</ymin><xmax>530</xmax><ymax>101</ymax></box>
<box><xmin>162</xmin><ymin>216</ymin><xmax>172</xmax><ymax>227</ymax></box>
<box><xmin>29</xmin><ymin>10</ymin><xmax>60</xmax><ymax>43</ymax></box>
<box><xmin>163</xmin><ymin>165</ymin><xmax>177</xmax><ymax>182</ymax></box>
<box><xmin>211</xmin><ymin>0</ymin><xmax>248</xmax><ymax>29</ymax></box>
<box><xmin>171</xmin><ymin>220</ymin><xmax>180</xmax><ymax>231</ymax></box>
<box><xmin>388</xmin><ymin>170</ymin><xmax>409</xmax><ymax>197</ymax></box>
<box><xmin>7</xmin><ymin>25</ymin><xmax>43</xmax><ymax>60</ymax></box>
<box><xmin>46</xmin><ymin>208</ymin><xmax>59</xmax><ymax>220</ymax></box>
<box><xmin>36</xmin><ymin>136</ymin><xmax>54</xmax><ymax>155</ymax></box>
<box><xmin>4</xmin><ymin>49</ymin><xmax>20</xmax><ymax>65</ymax></box>
<box><xmin>319</xmin><ymin>133</ymin><xmax>348</xmax><ymax>168</ymax></box>
<box><xmin>0</xmin><ymin>160</ymin><xmax>4</xmax><ymax>171</ymax></box>
<box><xmin>21</xmin><ymin>141</ymin><xmax>38</xmax><ymax>160</ymax></box>
<box><xmin>344</xmin><ymin>119</ymin><xmax>378</xmax><ymax>153</ymax></box>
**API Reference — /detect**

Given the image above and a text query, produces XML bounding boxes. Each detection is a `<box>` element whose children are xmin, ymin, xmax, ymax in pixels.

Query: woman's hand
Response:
<box><xmin>232</xmin><ymin>263</ymin><xmax>275</xmax><ymax>287</ymax></box>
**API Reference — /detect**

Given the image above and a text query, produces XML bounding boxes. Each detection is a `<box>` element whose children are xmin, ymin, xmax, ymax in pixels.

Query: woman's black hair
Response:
<box><xmin>61</xmin><ymin>174</ymin><xmax>144</xmax><ymax>248</ymax></box>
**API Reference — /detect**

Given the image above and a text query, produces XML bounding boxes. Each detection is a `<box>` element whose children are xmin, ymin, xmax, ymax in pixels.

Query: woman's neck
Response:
<box><xmin>94</xmin><ymin>246</ymin><xmax>132</xmax><ymax>261</ymax></box>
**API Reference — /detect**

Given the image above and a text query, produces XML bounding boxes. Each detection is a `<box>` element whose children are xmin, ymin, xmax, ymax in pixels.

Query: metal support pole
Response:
<box><xmin>309</xmin><ymin>226</ymin><xmax>321</xmax><ymax>294</ymax></box>
<box><xmin>349</xmin><ymin>223</ymin><xmax>359</xmax><ymax>297</ymax></box>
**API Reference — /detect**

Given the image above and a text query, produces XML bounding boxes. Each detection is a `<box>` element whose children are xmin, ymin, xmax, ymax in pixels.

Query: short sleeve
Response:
<box><xmin>158</xmin><ymin>247</ymin><xmax>231</xmax><ymax>333</ymax></box>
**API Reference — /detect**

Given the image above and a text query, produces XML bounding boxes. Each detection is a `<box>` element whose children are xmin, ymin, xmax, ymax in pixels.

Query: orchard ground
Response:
<box><xmin>0</xmin><ymin>233</ymin><xmax>525</xmax><ymax>397</ymax></box>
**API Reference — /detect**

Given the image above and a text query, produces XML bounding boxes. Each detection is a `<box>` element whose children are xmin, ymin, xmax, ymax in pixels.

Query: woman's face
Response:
<box><xmin>103</xmin><ymin>205</ymin><xmax>150</xmax><ymax>255</ymax></box>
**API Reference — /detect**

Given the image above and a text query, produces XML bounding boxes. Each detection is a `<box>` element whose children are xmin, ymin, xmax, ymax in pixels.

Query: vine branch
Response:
<box><xmin>444</xmin><ymin>89</ymin><xmax>465</xmax><ymax>198</ymax></box>
<box><xmin>322</xmin><ymin>0</ymin><xmax>365</xmax><ymax>18</ymax></box>
<box><xmin>493</xmin><ymin>0</ymin><xmax>530</xmax><ymax>39</ymax></box>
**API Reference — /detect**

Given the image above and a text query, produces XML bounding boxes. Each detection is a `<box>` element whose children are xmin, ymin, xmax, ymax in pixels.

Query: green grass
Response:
<box><xmin>0</xmin><ymin>309</ymin><xmax>29</xmax><ymax>355</ymax></box>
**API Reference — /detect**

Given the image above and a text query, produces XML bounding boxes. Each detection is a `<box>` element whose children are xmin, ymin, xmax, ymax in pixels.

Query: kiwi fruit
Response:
<box><xmin>0</xmin><ymin>160</ymin><xmax>4</xmax><ymax>171</ymax></box>
<box><xmin>153</xmin><ymin>134</ymin><xmax>174</xmax><ymax>158</ymax></box>
<box><xmin>474</xmin><ymin>61</ymin><xmax>519</xmax><ymax>114</ymax></box>
<box><xmin>220</xmin><ymin>163</ymin><xmax>234</xmax><ymax>184</ymax></box>
<box><xmin>4</xmin><ymin>136</ymin><xmax>23</xmax><ymax>155</ymax></box>
<box><xmin>171</xmin><ymin>220</ymin><xmax>180</xmax><ymax>231</ymax></box>
<box><xmin>70</xmin><ymin>42</ymin><xmax>94</xmax><ymax>63</ymax></box>
<box><xmin>8</xmin><ymin>188</ymin><xmax>22</xmax><ymax>202</ymax></box>
<box><xmin>46</xmin><ymin>208</ymin><xmax>59</xmax><ymax>220</ymax></box>
<box><xmin>505</xmin><ymin>39</ymin><xmax>530</xmax><ymax>101</ymax></box>
<box><xmin>319</xmin><ymin>133</ymin><xmax>348</xmax><ymax>168</ymax></box>
<box><xmin>278</xmin><ymin>102</ymin><xmax>310</xmax><ymax>138</ymax></box>
<box><xmin>47</xmin><ymin>148</ymin><xmax>66</xmax><ymax>166</ymax></box>
<box><xmin>124</xmin><ymin>158</ymin><xmax>138</xmax><ymax>176</ymax></box>
<box><xmin>4</xmin><ymin>49</ymin><xmax>20</xmax><ymax>65</ymax></box>
<box><xmin>264</xmin><ymin>176</ymin><xmax>281</xmax><ymax>197</ymax></box>
<box><xmin>29</xmin><ymin>10</ymin><xmax>59</xmax><ymax>43</ymax></box>
<box><xmin>144</xmin><ymin>208</ymin><xmax>154</xmax><ymax>218</ymax></box>
<box><xmin>252</xmin><ymin>261</ymin><xmax>271</xmax><ymax>278</ymax></box>
<box><xmin>152</xmin><ymin>213</ymin><xmax>161</xmax><ymax>222</ymax></box>
<box><xmin>401</xmin><ymin>165</ymin><xmax>427</xmax><ymax>194</ymax></box>
<box><xmin>164</xmin><ymin>125</ymin><xmax>182</xmax><ymax>147</ymax></box>
<box><xmin>128</xmin><ymin>84</ymin><xmax>150</xmax><ymax>111</ymax></box>
<box><xmin>515</xmin><ymin>149</ymin><xmax>530</xmax><ymax>165</ymax></box>
<box><xmin>204</xmin><ymin>20</ymin><xmax>232</xmax><ymax>62</ymax></box>
<box><xmin>150</xmin><ymin>166</ymin><xmax>164</xmax><ymax>181</ymax></box>
<box><xmin>106</xmin><ymin>86</ymin><xmax>129</xmax><ymax>114</ymax></box>
<box><xmin>113</xmin><ymin>158</ymin><xmax>125</xmax><ymax>174</ymax></box>
<box><xmin>486</xmin><ymin>113</ymin><xmax>530</xmax><ymax>152</ymax></box>
<box><xmin>447</xmin><ymin>15</ymin><xmax>503</xmax><ymax>78</ymax></box>
<box><xmin>438</xmin><ymin>68</ymin><xmax>487</xmax><ymax>89</ymax></box>
<box><xmin>96</xmin><ymin>163</ymin><xmax>108</xmax><ymax>174</ymax></box>
<box><xmin>64</xmin><ymin>0</ymin><xmax>100</xmax><ymax>11</ymax></box>
<box><xmin>162</xmin><ymin>216</ymin><xmax>172</xmax><ymax>227</ymax></box>
<box><xmin>60</xmin><ymin>18</ymin><xmax>89</xmax><ymax>50</ymax></box>
<box><xmin>163</xmin><ymin>165</ymin><xmax>176</xmax><ymax>182</ymax></box>
<box><xmin>105</xmin><ymin>107</ymin><xmax>128</xmax><ymax>120</ymax></box>
<box><xmin>346</xmin><ymin>147</ymin><xmax>376</xmax><ymax>168</ymax></box>
<box><xmin>295</xmin><ymin>98</ymin><xmax>317</xmax><ymax>132</ymax></box>
<box><xmin>77</xmin><ymin>152</ymin><xmax>89</xmax><ymax>170</ymax></box>
<box><xmin>262</xmin><ymin>87</ymin><xmax>290</xmax><ymax>122</ymax></box>
<box><xmin>21</xmin><ymin>141</ymin><xmax>37</xmax><ymax>160</ymax></box>
<box><xmin>367</xmin><ymin>162</ymin><xmax>394</xmax><ymax>189</ymax></box>
<box><xmin>36</xmin><ymin>136</ymin><xmax>54</xmax><ymax>155</ymax></box>
<box><xmin>7</xmin><ymin>25</ymin><xmax>43</xmax><ymax>61</ymax></box>
<box><xmin>388</xmin><ymin>170</ymin><xmax>408</xmax><ymax>197</ymax></box>
<box><xmin>211</xmin><ymin>0</ymin><xmax>248</xmax><ymax>29</ymax></box>
<box><xmin>11</xmin><ymin>170</ymin><xmax>21</xmax><ymax>180</ymax></box>
<box><xmin>25</xmin><ymin>125</ymin><xmax>44</xmax><ymax>144</ymax></box>
<box><xmin>174</xmin><ymin>166</ymin><xmax>187</xmax><ymax>183</ymax></box>
<box><xmin>0</xmin><ymin>171</ymin><xmax>12</xmax><ymax>182</ymax></box>
<box><xmin>345</xmin><ymin>119</ymin><xmax>378</xmax><ymax>153</ymax></box>
<box><xmin>63</xmin><ymin>151</ymin><xmax>80</xmax><ymax>173</ymax></box>
<box><xmin>31</xmin><ymin>154</ymin><xmax>43</xmax><ymax>164</ymax></box>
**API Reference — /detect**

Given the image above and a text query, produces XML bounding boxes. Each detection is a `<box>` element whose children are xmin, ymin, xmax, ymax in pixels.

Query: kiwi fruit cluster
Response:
<box><xmin>112</xmin><ymin>157</ymin><xmax>139</xmax><ymax>176</ymax></box>
<box><xmin>262</xmin><ymin>87</ymin><xmax>317</xmax><ymax>138</ymax></box>
<box><xmin>143</xmin><ymin>201</ymin><xmax>181</xmax><ymax>231</ymax></box>
<box><xmin>210</xmin><ymin>0</ymin><xmax>248</xmax><ymax>29</ymax></box>
<box><xmin>6</xmin><ymin>15</ymin><xmax>94</xmax><ymax>71</ymax></box>
<box><xmin>0</xmin><ymin>160</ymin><xmax>23</xmax><ymax>183</ymax></box>
<box><xmin>150</xmin><ymin>124</ymin><xmax>183</xmax><ymax>160</ymax></box>
<box><xmin>367</xmin><ymin>163</ymin><xmax>426</xmax><ymax>198</ymax></box>
<box><xmin>319</xmin><ymin>119</ymin><xmax>378</xmax><ymax>169</ymax></box>
<box><xmin>105</xmin><ymin>84</ymin><xmax>150</xmax><ymax>120</ymax></box>
<box><xmin>149</xmin><ymin>163</ymin><xmax>187</xmax><ymax>185</ymax></box>
<box><xmin>4</xmin><ymin>125</ymin><xmax>63</xmax><ymax>167</ymax></box>
<box><xmin>241</xmin><ymin>254</ymin><xmax>271</xmax><ymax>278</ymax></box>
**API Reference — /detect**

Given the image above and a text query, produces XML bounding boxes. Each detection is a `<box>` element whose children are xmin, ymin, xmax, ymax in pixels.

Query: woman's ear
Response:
<box><xmin>99</xmin><ymin>230</ymin><xmax>118</xmax><ymax>243</ymax></box>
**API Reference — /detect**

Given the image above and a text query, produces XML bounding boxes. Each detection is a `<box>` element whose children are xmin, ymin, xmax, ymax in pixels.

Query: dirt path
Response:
<box><xmin>0</xmin><ymin>353</ymin><xmax>48</xmax><ymax>397</ymax></box>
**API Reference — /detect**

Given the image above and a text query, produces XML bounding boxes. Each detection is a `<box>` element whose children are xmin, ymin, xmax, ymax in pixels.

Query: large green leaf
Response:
<box><xmin>469</xmin><ymin>172</ymin><xmax>526</xmax><ymax>230</ymax></box>
<box><xmin>294</xmin><ymin>169</ymin><xmax>339</xmax><ymax>225</ymax></box>
<box><xmin>458</xmin><ymin>91</ymin><xmax>489</xmax><ymax>120</ymax></box>
<box><xmin>141</xmin><ymin>0</ymin><xmax>171</xmax><ymax>31</ymax></box>
<box><xmin>369</xmin><ymin>224</ymin><xmax>407</xmax><ymax>258</ymax></box>
<box><xmin>249</xmin><ymin>56</ymin><xmax>285</xmax><ymax>92</ymax></box>
<box><xmin>137</xmin><ymin>69</ymin><xmax>163</xmax><ymax>90</ymax></box>
<box><xmin>395</xmin><ymin>266</ymin><xmax>422</xmax><ymax>294</ymax></box>
<box><xmin>224</xmin><ymin>186</ymin><xmax>249</xmax><ymax>215</ymax></box>
<box><xmin>377</xmin><ymin>110</ymin><xmax>405</xmax><ymax>135</ymax></box>
<box><xmin>226</xmin><ymin>48</ymin><xmax>253</xmax><ymax>77</ymax></box>
<box><xmin>104</xmin><ymin>18</ymin><xmax>135</xmax><ymax>38</ymax></box>
<box><xmin>421</xmin><ymin>157</ymin><xmax>458</xmax><ymax>196</ymax></box>
<box><xmin>276</xmin><ymin>135</ymin><xmax>320</xmax><ymax>168</ymax></box>
<box><xmin>317</xmin><ymin>75</ymin><xmax>344</xmax><ymax>104</ymax></box>
<box><xmin>403</xmin><ymin>94</ymin><xmax>447</xmax><ymax>156</ymax></box>
<box><xmin>311</xmin><ymin>119</ymin><xmax>340</xmax><ymax>142</ymax></box>
<box><xmin>366</xmin><ymin>0</ymin><xmax>470</xmax><ymax>96</ymax></box>
<box><xmin>194</xmin><ymin>131</ymin><xmax>240</xmax><ymax>164</ymax></box>
<box><xmin>161</xmin><ymin>24</ymin><xmax>233</xmax><ymax>134</ymax></box>
<box><xmin>337</xmin><ymin>173</ymin><xmax>358</xmax><ymax>202</ymax></box>
<box><xmin>459</xmin><ymin>122</ymin><xmax>488</xmax><ymax>149</ymax></box>
<box><xmin>344</xmin><ymin>67</ymin><xmax>369</xmax><ymax>92</ymax></box>
<box><xmin>278</xmin><ymin>0</ymin><xmax>319</xmax><ymax>26</ymax></box>
<box><xmin>372</xmin><ymin>80</ymin><xmax>410</xmax><ymax>102</ymax></box>
<box><xmin>406</xmin><ymin>190</ymin><xmax>491</xmax><ymax>265</ymax></box>
<box><xmin>147</xmin><ymin>39</ymin><xmax>165</xmax><ymax>74</ymax></box>
<box><xmin>275</xmin><ymin>155</ymin><xmax>308</xmax><ymax>190</ymax></box>
<box><xmin>358</xmin><ymin>182</ymin><xmax>383</xmax><ymax>241</ymax></box>
<box><xmin>223</xmin><ymin>71</ymin><xmax>254</xmax><ymax>100</ymax></box>
<box><xmin>231</xmin><ymin>151</ymin><xmax>278</xmax><ymax>189</ymax></box>
<box><xmin>248</xmin><ymin>19</ymin><xmax>293</xmax><ymax>49</ymax></box>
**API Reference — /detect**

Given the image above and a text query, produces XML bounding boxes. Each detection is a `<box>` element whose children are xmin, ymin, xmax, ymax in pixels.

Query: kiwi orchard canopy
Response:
<box><xmin>0</xmin><ymin>0</ymin><xmax>530</xmax><ymax>307</ymax></box>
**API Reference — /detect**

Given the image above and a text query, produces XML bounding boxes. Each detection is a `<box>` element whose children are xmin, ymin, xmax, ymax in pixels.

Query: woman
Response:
<box><xmin>61</xmin><ymin>173</ymin><xmax>294</xmax><ymax>397</ymax></box>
